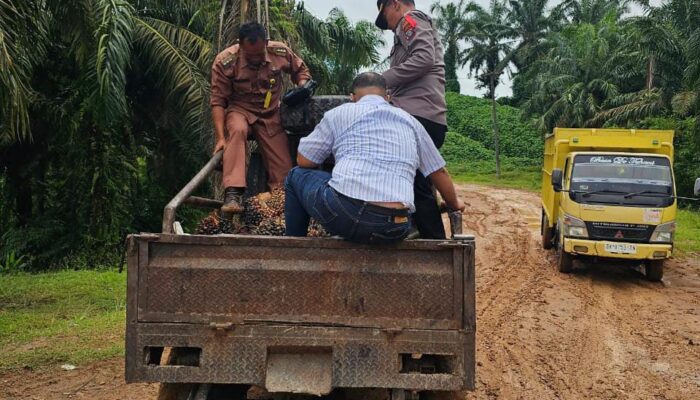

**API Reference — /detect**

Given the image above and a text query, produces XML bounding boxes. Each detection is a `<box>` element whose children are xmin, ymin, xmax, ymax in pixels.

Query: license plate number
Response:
<box><xmin>605</xmin><ymin>243</ymin><xmax>637</xmax><ymax>254</ymax></box>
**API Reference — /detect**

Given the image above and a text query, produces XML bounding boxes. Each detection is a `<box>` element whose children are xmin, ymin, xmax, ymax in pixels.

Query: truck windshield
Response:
<box><xmin>570</xmin><ymin>155</ymin><xmax>674</xmax><ymax>207</ymax></box>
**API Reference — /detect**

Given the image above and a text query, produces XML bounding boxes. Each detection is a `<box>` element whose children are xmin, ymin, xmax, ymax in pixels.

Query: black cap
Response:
<box><xmin>375</xmin><ymin>0</ymin><xmax>389</xmax><ymax>30</ymax></box>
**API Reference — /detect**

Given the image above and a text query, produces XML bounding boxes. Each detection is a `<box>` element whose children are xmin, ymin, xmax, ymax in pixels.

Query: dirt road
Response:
<box><xmin>1</xmin><ymin>184</ymin><xmax>698</xmax><ymax>399</ymax></box>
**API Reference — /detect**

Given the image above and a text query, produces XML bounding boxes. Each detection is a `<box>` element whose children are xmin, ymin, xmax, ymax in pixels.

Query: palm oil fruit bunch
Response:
<box><xmin>196</xmin><ymin>211</ymin><xmax>234</xmax><ymax>235</ymax></box>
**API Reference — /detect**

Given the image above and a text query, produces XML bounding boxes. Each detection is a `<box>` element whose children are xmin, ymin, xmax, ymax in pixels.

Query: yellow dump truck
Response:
<box><xmin>541</xmin><ymin>128</ymin><xmax>700</xmax><ymax>281</ymax></box>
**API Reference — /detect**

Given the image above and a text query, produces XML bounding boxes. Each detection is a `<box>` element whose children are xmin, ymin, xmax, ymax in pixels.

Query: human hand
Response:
<box><xmin>298</xmin><ymin>79</ymin><xmax>308</xmax><ymax>87</ymax></box>
<box><xmin>213</xmin><ymin>138</ymin><xmax>225</xmax><ymax>155</ymax></box>
<box><xmin>442</xmin><ymin>199</ymin><xmax>466</xmax><ymax>212</ymax></box>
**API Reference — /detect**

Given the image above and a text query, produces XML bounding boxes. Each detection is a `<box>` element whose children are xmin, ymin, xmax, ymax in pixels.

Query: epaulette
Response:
<box><xmin>268</xmin><ymin>46</ymin><xmax>288</xmax><ymax>56</ymax></box>
<box><xmin>221</xmin><ymin>52</ymin><xmax>238</xmax><ymax>68</ymax></box>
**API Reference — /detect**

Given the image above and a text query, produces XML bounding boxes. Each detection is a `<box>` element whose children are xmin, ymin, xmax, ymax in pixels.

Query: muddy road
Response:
<box><xmin>1</xmin><ymin>184</ymin><xmax>699</xmax><ymax>399</ymax></box>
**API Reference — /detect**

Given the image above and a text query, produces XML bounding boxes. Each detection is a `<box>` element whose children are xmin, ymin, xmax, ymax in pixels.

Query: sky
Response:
<box><xmin>300</xmin><ymin>0</ymin><xmax>664</xmax><ymax>98</ymax></box>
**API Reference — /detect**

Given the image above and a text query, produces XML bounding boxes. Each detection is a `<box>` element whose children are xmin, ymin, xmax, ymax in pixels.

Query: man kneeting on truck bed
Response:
<box><xmin>284</xmin><ymin>72</ymin><xmax>465</xmax><ymax>244</ymax></box>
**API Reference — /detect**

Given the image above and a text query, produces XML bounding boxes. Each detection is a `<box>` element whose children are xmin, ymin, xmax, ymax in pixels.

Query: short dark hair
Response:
<box><xmin>239</xmin><ymin>22</ymin><xmax>268</xmax><ymax>44</ymax></box>
<box><xmin>351</xmin><ymin>72</ymin><xmax>387</xmax><ymax>93</ymax></box>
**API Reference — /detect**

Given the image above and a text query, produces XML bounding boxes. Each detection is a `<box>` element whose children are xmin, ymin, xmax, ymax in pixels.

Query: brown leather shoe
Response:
<box><xmin>221</xmin><ymin>187</ymin><xmax>245</xmax><ymax>214</ymax></box>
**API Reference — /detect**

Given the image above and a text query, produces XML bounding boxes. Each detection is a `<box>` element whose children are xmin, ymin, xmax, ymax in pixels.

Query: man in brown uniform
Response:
<box><xmin>211</xmin><ymin>22</ymin><xmax>312</xmax><ymax>213</ymax></box>
<box><xmin>376</xmin><ymin>0</ymin><xmax>450</xmax><ymax>239</ymax></box>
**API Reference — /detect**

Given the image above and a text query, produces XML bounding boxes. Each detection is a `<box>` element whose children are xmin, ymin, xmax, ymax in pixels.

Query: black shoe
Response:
<box><xmin>221</xmin><ymin>187</ymin><xmax>245</xmax><ymax>214</ymax></box>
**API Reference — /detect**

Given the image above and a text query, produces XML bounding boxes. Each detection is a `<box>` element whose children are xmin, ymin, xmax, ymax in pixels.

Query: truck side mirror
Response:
<box><xmin>695</xmin><ymin>178</ymin><xmax>700</xmax><ymax>197</ymax></box>
<box><xmin>552</xmin><ymin>169</ymin><xmax>564</xmax><ymax>193</ymax></box>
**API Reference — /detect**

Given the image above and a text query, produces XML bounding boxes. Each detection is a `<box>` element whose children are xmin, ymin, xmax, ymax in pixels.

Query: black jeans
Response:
<box><xmin>413</xmin><ymin>116</ymin><xmax>447</xmax><ymax>239</ymax></box>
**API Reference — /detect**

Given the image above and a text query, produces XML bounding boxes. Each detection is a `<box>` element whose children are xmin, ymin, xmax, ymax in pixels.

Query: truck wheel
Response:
<box><xmin>157</xmin><ymin>383</ymin><xmax>248</xmax><ymax>400</ymax></box>
<box><xmin>541</xmin><ymin>210</ymin><xmax>554</xmax><ymax>250</ymax></box>
<box><xmin>556</xmin><ymin>238</ymin><xmax>573</xmax><ymax>273</ymax></box>
<box><xmin>645</xmin><ymin>260</ymin><xmax>664</xmax><ymax>282</ymax></box>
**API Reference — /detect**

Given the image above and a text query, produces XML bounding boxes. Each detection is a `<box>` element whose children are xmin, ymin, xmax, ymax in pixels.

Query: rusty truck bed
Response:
<box><xmin>125</xmin><ymin>233</ymin><xmax>475</xmax><ymax>393</ymax></box>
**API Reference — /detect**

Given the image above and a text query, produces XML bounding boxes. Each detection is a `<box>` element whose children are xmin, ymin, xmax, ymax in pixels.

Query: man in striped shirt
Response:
<box><xmin>284</xmin><ymin>72</ymin><xmax>464</xmax><ymax>244</ymax></box>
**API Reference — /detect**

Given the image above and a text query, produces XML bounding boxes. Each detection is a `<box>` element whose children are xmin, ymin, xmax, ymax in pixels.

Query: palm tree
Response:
<box><xmin>0</xmin><ymin>0</ymin><xmax>385</xmax><ymax>268</ymax></box>
<box><xmin>461</xmin><ymin>0</ymin><xmax>516</xmax><ymax>178</ymax></box>
<box><xmin>522</xmin><ymin>21</ymin><xmax>621</xmax><ymax>133</ymax></box>
<box><xmin>553</xmin><ymin>0</ymin><xmax>640</xmax><ymax>25</ymax></box>
<box><xmin>431</xmin><ymin>0</ymin><xmax>469</xmax><ymax>93</ymax></box>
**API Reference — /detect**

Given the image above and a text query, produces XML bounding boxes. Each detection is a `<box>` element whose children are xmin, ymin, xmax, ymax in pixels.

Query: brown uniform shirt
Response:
<box><xmin>210</xmin><ymin>40</ymin><xmax>312</xmax><ymax>128</ymax></box>
<box><xmin>383</xmin><ymin>10</ymin><xmax>447</xmax><ymax>126</ymax></box>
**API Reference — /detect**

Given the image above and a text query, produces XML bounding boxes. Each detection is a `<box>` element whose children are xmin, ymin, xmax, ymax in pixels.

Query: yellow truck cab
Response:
<box><xmin>541</xmin><ymin>128</ymin><xmax>699</xmax><ymax>281</ymax></box>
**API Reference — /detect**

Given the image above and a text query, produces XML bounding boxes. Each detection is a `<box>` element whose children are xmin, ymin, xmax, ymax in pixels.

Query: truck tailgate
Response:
<box><xmin>130</xmin><ymin>234</ymin><xmax>474</xmax><ymax>331</ymax></box>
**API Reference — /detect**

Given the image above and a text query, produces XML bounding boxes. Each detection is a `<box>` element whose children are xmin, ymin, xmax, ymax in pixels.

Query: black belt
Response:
<box><xmin>333</xmin><ymin>189</ymin><xmax>410</xmax><ymax>217</ymax></box>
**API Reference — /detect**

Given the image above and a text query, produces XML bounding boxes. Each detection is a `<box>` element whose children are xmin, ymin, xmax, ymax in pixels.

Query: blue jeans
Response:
<box><xmin>284</xmin><ymin>167</ymin><xmax>412</xmax><ymax>244</ymax></box>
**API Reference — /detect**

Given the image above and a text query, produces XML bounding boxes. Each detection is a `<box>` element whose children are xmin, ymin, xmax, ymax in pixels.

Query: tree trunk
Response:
<box><xmin>646</xmin><ymin>56</ymin><xmax>655</xmax><ymax>90</ymax></box>
<box><xmin>217</xmin><ymin>0</ymin><xmax>228</xmax><ymax>52</ymax></box>
<box><xmin>240</xmin><ymin>0</ymin><xmax>249</xmax><ymax>24</ymax></box>
<box><xmin>490</xmin><ymin>75</ymin><xmax>501</xmax><ymax>179</ymax></box>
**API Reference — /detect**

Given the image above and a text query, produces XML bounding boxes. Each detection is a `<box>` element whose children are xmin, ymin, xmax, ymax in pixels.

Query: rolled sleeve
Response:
<box><xmin>286</xmin><ymin>46</ymin><xmax>312</xmax><ymax>85</ymax></box>
<box><xmin>210</xmin><ymin>60</ymin><xmax>232</xmax><ymax>108</ymax></box>
<box><xmin>415</xmin><ymin>121</ymin><xmax>446</xmax><ymax>176</ymax></box>
<box><xmin>299</xmin><ymin>115</ymin><xmax>334</xmax><ymax>164</ymax></box>
<box><xmin>383</xmin><ymin>17</ymin><xmax>436</xmax><ymax>89</ymax></box>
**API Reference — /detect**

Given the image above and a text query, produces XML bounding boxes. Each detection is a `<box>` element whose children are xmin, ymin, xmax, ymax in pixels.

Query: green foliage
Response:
<box><xmin>0</xmin><ymin>252</ymin><xmax>28</xmax><ymax>275</ymax></box>
<box><xmin>442</xmin><ymin>93</ymin><xmax>542</xmax><ymax>191</ymax></box>
<box><xmin>0</xmin><ymin>1</ymin><xmax>382</xmax><ymax>271</ymax></box>
<box><xmin>0</xmin><ymin>270</ymin><xmax>125</xmax><ymax>372</ymax></box>
<box><xmin>636</xmin><ymin>117</ymin><xmax>700</xmax><ymax>206</ymax></box>
<box><xmin>446</xmin><ymin>93</ymin><xmax>543</xmax><ymax>160</ymax></box>
<box><xmin>676</xmin><ymin>209</ymin><xmax>700</xmax><ymax>254</ymax></box>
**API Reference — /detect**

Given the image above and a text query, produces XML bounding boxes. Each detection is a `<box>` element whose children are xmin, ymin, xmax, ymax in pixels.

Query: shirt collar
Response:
<box><xmin>240</xmin><ymin>48</ymin><xmax>271</xmax><ymax>68</ymax></box>
<box><xmin>357</xmin><ymin>94</ymin><xmax>388</xmax><ymax>105</ymax></box>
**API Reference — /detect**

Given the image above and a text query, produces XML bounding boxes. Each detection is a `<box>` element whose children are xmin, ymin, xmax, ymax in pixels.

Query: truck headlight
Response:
<box><xmin>563</xmin><ymin>214</ymin><xmax>589</xmax><ymax>238</ymax></box>
<box><xmin>650</xmin><ymin>221</ymin><xmax>675</xmax><ymax>243</ymax></box>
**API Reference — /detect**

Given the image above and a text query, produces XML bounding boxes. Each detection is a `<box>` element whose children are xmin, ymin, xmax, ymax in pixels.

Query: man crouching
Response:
<box><xmin>284</xmin><ymin>72</ymin><xmax>464</xmax><ymax>244</ymax></box>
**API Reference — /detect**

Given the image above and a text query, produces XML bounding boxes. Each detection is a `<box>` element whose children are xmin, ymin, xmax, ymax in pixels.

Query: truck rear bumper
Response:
<box><xmin>564</xmin><ymin>238</ymin><xmax>672</xmax><ymax>260</ymax></box>
<box><xmin>125</xmin><ymin>322</ymin><xmax>475</xmax><ymax>392</ymax></box>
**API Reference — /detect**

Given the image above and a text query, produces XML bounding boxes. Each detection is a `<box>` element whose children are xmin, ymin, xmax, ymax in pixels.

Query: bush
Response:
<box><xmin>441</xmin><ymin>132</ymin><xmax>494</xmax><ymax>164</ymax></box>
<box><xmin>445</xmin><ymin>93</ymin><xmax>543</xmax><ymax>160</ymax></box>
<box><xmin>638</xmin><ymin>117</ymin><xmax>700</xmax><ymax>208</ymax></box>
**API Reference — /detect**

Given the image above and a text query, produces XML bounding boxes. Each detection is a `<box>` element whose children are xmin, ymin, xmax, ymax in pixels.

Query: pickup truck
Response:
<box><xmin>125</xmin><ymin>97</ymin><xmax>476</xmax><ymax>400</ymax></box>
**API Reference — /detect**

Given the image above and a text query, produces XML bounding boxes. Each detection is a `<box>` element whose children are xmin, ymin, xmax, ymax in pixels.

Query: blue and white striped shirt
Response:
<box><xmin>298</xmin><ymin>95</ymin><xmax>446</xmax><ymax>212</ymax></box>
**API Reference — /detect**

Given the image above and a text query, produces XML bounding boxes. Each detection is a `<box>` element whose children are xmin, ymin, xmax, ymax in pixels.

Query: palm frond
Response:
<box><xmin>133</xmin><ymin>16</ymin><xmax>211</xmax><ymax>162</ymax></box>
<box><xmin>93</xmin><ymin>0</ymin><xmax>135</xmax><ymax>125</ymax></box>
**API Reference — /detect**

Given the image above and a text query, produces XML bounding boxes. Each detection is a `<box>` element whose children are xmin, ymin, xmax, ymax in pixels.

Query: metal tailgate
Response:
<box><xmin>131</xmin><ymin>234</ymin><xmax>472</xmax><ymax>331</ymax></box>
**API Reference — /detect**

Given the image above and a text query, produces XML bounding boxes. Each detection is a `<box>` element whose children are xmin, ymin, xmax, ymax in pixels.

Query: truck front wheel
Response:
<box><xmin>541</xmin><ymin>210</ymin><xmax>554</xmax><ymax>250</ymax></box>
<box><xmin>556</xmin><ymin>237</ymin><xmax>573</xmax><ymax>273</ymax></box>
<box><xmin>645</xmin><ymin>260</ymin><xmax>664</xmax><ymax>282</ymax></box>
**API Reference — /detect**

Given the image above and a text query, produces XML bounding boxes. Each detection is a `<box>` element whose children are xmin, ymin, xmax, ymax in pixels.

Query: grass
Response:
<box><xmin>448</xmin><ymin>161</ymin><xmax>542</xmax><ymax>192</ymax></box>
<box><xmin>676</xmin><ymin>209</ymin><xmax>700</xmax><ymax>254</ymax></box>
<box><xmin>0</xmin><ymin>270</ymin><xmax>125</xmax><ymax>373</ymax></box>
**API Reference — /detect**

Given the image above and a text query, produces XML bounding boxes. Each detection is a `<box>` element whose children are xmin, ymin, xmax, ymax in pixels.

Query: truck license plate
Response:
<box><xmin>604</xmin><ymin>243</ymin><xmax>637</xmax><ymax>254</ymax></box>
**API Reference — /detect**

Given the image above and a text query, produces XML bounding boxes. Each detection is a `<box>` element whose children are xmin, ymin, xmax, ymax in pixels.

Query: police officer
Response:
<box><xmin>376</xmin><ymin>0</ymin><xmax>449</xmax><ymax>239</ymax></box>
<box><xmin>211</xmin><ymin>22</ymin><xmax>312</xmax><ymax>214</ymax></box>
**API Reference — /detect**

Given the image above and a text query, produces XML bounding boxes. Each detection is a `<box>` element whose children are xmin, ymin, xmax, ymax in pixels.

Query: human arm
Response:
<box><xmin>414</xmin><ymin>120</ymin><xmax>465</xmax><ymax>211</ymax></box>
<box><xmin>428</xmin><ymin>168</ymin><xmax>465</xmax><ymax>211</ymax></box>
<box><xmin>382</xmin><ymin>14</ymin><xmax>436</xmax><ymax>88</ymax></box>
<box><xmin>297</xmin><ymin>112</ymin><xmax>335</xmax><ymax>168</ymax></box>
<box><xmin>296</xmin><ymin>153</ymin><xmax>319</xmax><ymax>169</ymax></box>
<box><xmin>210</xmin><ymin>55</ymin><xmax>234</xmax><ymax>154</ymax></box>
<box><xmin>286</xmin><ymin>46</ymin><xmax>312</xmax><ymax>87</ymax></box>
<box><xmin>212</xmin><ymin>106</ymin><xmax>226</xmax><ymax>154</ymax></box>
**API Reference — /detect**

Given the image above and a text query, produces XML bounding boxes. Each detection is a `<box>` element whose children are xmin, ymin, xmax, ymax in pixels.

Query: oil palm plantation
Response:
<box><xmin>0</xmin><ymin>0</ymin><xmax>383</xmax><ymax>269</ymax></box>
<box><xmin>522</xmin><ymin>20</ymin><xmax>622</xmax><ymax>133</ymax></box>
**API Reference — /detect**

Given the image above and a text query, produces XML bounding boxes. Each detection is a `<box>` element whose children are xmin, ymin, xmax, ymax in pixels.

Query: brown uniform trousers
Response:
<box><xmin>211</xmin><ymin>41</ymin><xmax>312</xmax><ymax>189</ymax></box>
